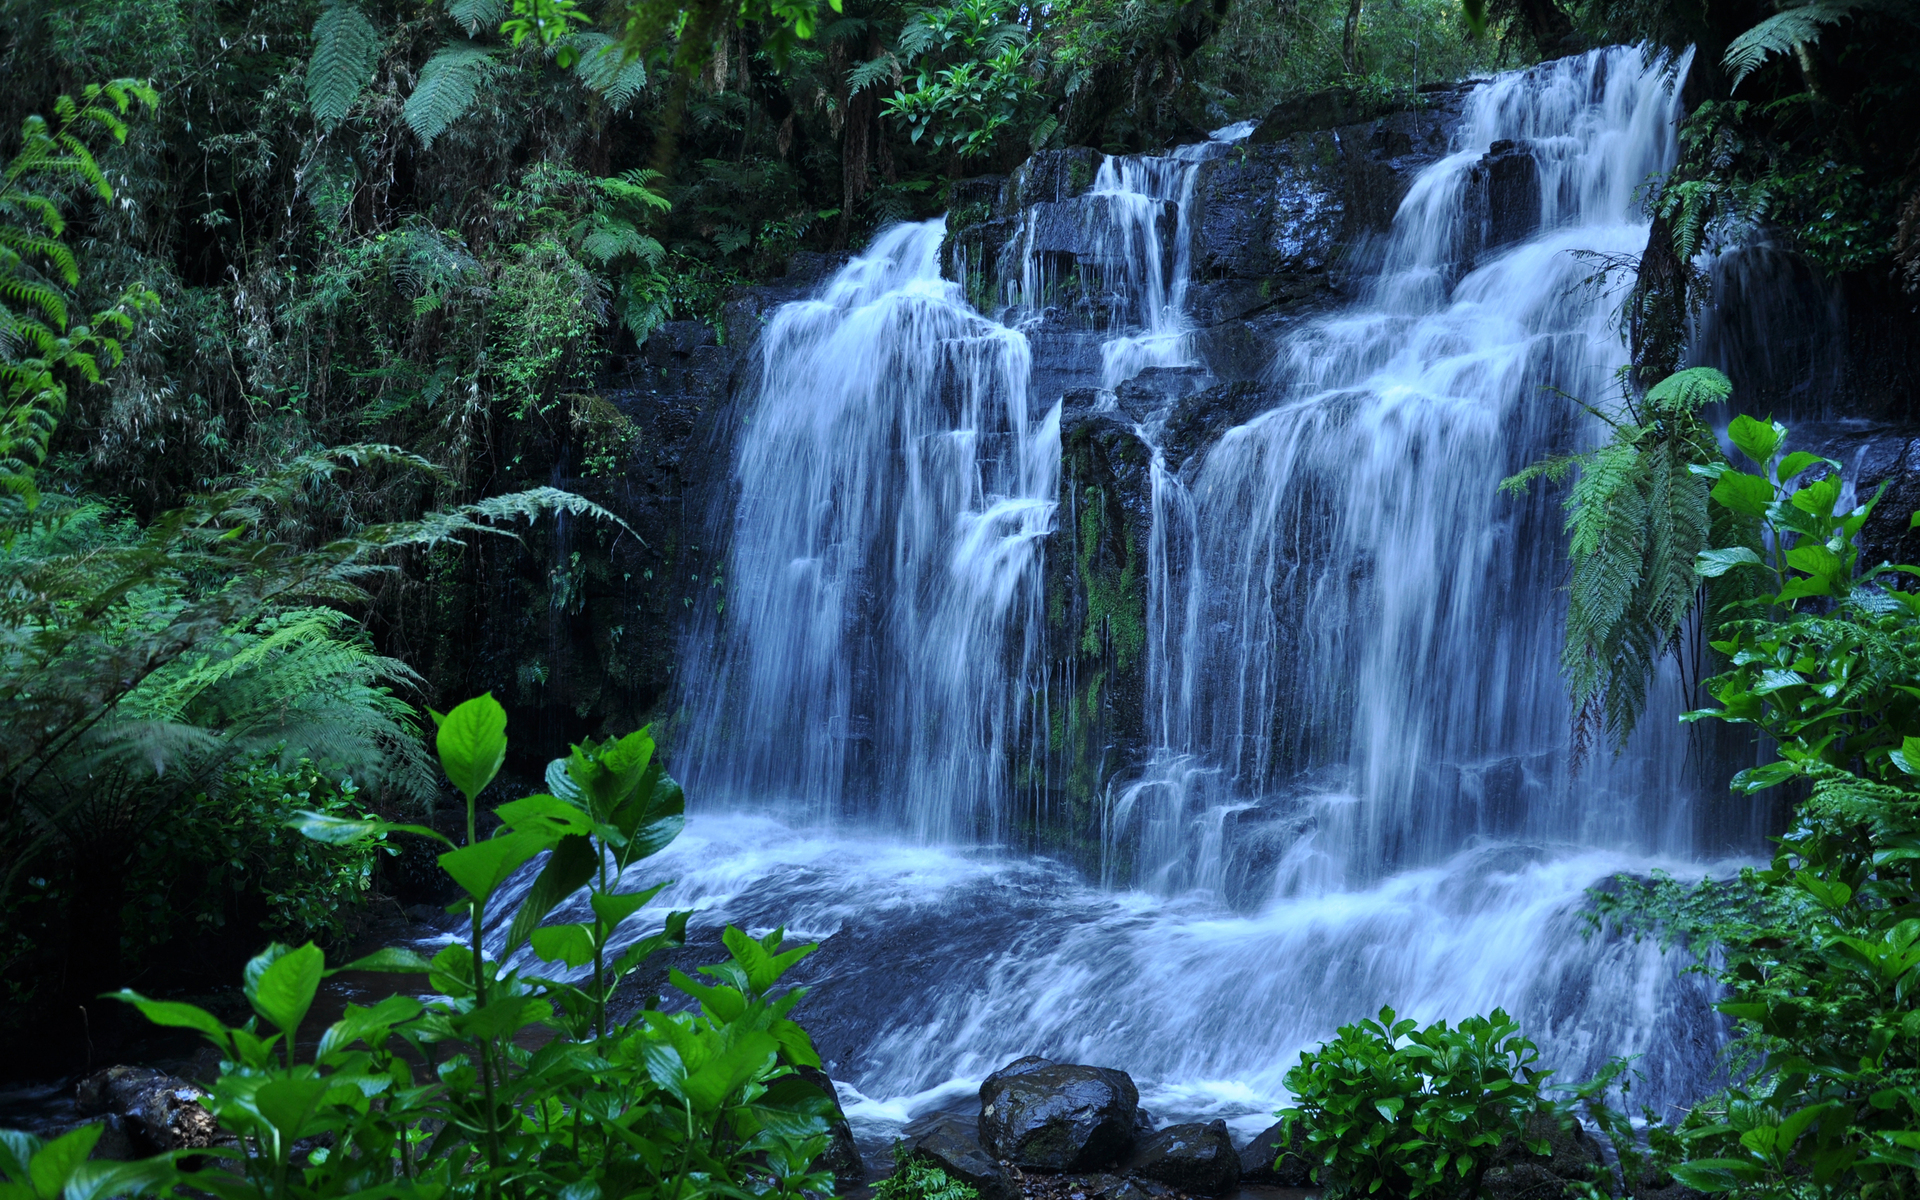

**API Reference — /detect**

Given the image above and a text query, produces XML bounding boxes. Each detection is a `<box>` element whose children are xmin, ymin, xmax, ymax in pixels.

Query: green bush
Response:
<box><xmin>0</xmin><ymin>694</ymin><xmax>839</xmax><ymax>1200</ymax></box>
<box><xmin>1280</xmin><ymin>1006</ymin><xmax>1553</xmax><ymax>1199</ymax></box>
<box><xmin>878</xmin><ymin>1144</ymin><xmax>980</xmax><ymax>1200</ymax></box>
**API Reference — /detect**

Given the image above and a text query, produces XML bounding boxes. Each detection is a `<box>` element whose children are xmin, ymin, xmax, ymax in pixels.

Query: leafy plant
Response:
<box><xmin>1279</xmin><ymin>1006</ymin><xmax>1554</xmax><ymax>1199</ymax></box>
<box><xmin>30</xmin><ymin>693</ymin><xmax>844</xmax><ymax>1200</ymax></box>
<box><xmin>879</xmin><ymin>1142</ymin><xmax>981</xmax><ymax>1200</ymax></box>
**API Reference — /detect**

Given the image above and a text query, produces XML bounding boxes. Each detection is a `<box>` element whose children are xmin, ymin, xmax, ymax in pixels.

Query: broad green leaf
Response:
<box><xmin>671</xmin><ymin>968</ymin><xmax>747</xmax><ymax>1023</ymax></box>
<box><xmin>503</xmin><ymin>832</ymin><xmax>597</xmax><ymax>953</ymax></box>
<box><xmin>530</xmin><ymin>924</ymin><xmax>599</xmax><ymax>968</ymax></box>
<box><xmin>1726</xmin><ymin>413</ymin><xmax>1782</xmax><ymax>467</ymax></box>
<box><xmin>1891</xmin><ymin>736</ymin><xmax>1920</xmax><ymax>776</ymax></box>
<box><xmin>1790</xmin><ymin>476</ymin><xmax>1841</xmax><ymax>519</ymax></box>
<box><xmin>319</xmin><ymin>995</ymin><xmax>423</xmax><ymax>1059</ymax></box>
<box><xmin>591</xmin><ymin>882</ymin><xmax>666</xmax><ymax>929</ymax></box>
<box><xmin>1696</xmin><ymin>546</ymin><xmax>1765</xmax><ymax>577</ymax></box>
<box><xmin>331</xmin><ymin>946</ymin><xmax>432</xmax><ymax>974</ymax></box>
<box><xmin>65</xmin><ymin>1154</ymin><xmax>197</xmax><ymax>1200</ymax></box>
<box><xmin>454</xmin><ymin>994</ymin><xmax>552</xmax><ymax>1039</ymax></box>
<box><xmin>29</xmin><ymin>1124</ymin><xmax>101</xmax><ymax>1198</ymax></box>
<box><xmin>249</xmin><ymin>942</ymin><xmax>326</xmax><ymax>1041</ymax></box>
<box><xmin>434</xmin><ymin>693</ymin><xmax>507</xmax><ymax>803</ymax></box>
<box><xmin>253</xmin><ymin>1076</ymin><xmax>329</xmax><ymax>1149</ymax></box>
<box><xmin>496</xmin><ymin>793</ymin><xmax>594</xmax><ymax>838</ymax></box>
<box><xmin>1710</xmin><ymin>471</ymin><xmax>1775</xmax><ymax>517</ymax></box>
<box><xmin>1775</xmin><ymin>574</ymin><xmax>1832</xmax><ymax>602</ymax></box>
<box><xmin>288</xmin><ymin>810</ymin><xmax>452</xmax><ymax>848</ymax></box>
<box><xmin>439</xmin><ymin>830</ymin><xmax>545</xmax><ymax>903</ymax></box>
<box><xmin>1671</xmin><ymin>1158</ymin><xmax>1760</xmax><ymax>1192</ymax></box>
<box><xmin>429</xmin><ymin>945</ymin><xmax>476</xmax><ymax>998</ymax></box>
<box><xmin>108</xmin><ymin>991</ymin><xmax>232</xmax><ymax>1050</ymax></box>
<box><xmin>1775</xmin><ymin>451</ymin><xmax>1832</xmax><ymax>482</ymax></box>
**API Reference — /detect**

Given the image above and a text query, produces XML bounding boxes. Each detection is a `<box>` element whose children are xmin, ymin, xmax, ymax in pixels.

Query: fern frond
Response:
<box><xmin>848</xmin><ymin>54</ymin><xmax>900</xmax><ymax>94</ymax></box>
<box><xmin>571</xmin><ymin>33</ymin><xmax>648</xmax><ymax>109</ymax></box>
<box><xmin>404</xmin><ymin>44</ymin><xmax>494</xmax><ymax>145</ymax></box>
<box><xmin>1723</xmin><ymin>0</ymin><xmax>1860</xmax><ymax>87</ymax></box>
<box><xmin>447</xmin><ymin>0</ymin><xmax>507</xmax><ymax>36</ymax></box>
<box><xmin>307</xmin><ymin>1</ymin><xmax>382</xmax><ymax>125</ymax></box>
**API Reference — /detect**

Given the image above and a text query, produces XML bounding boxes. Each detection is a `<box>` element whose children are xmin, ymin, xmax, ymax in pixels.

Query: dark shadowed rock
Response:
<box><xmin>1465</xmin><ymin>139</ymin><xmax>1542</xmax><ymax>264</ymax></box>
<box><xmin>1237</xmin><ymin>1118</ymin><xmax>1314</xmax><ymax>1187</ymax></box>
<box><xmin>792</xmin><ymin>1065</ymin><xmax>865</xmax><ymax>1183</ymax></box>
<box><xmin>1482</xmin><ymin>1159</ymin><xmax>1572</xmax><ymax>1199</ymax></box>
<box><xmin>1480</xmin><ymin>1113</ymin><xmax>1601</xmax><ymax>1197</ymax></box>
<box><xmin>1002</xmin><ymin>148</ymin><xmax>1104</xmax><ymax>213</ymax></box>
<box><xmin>74</xmin><ymin>1066</ymin><xmax>218</xmax><ymax>1154</ymax></box>
<box><xmin>979</xmin><ymin>1059</ymin><xmax>1141</xmax><ymax>1170</ymax></box>
<box><xmin>1123</xmin><ymin>1119</ymin><xmax>1239</xmax><ymax>1195</ymax></box>
<box><xmin>1160</xmin><ymin>380</ymin><xmax>1272</xmax><ymax>475</ymax></box>
<box><xmin>902</xmin><ymin>1115</ymin><xmax>1018</xmax><ymax>1200</ymax></box>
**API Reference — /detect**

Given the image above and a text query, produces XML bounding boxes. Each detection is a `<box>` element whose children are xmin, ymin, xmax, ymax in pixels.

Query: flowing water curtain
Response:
<box><xmin>679</xmin><ymin>222</ymin><xmax>1058</xmax><ymax>840</ymax></box>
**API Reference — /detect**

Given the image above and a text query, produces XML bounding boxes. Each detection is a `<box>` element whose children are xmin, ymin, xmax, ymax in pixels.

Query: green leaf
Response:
<box><xmin>403</xmin><ymin>44</ymin><xmax>494</xmax><ymax>145</ymax></box>
<box><xmin>502</xmin><ymin>832</ymin><xmax>597</xmax><ymax>953</ymax></box>
<box><xmin>288</xmin><ymin>810</ymin><xmax>452</xmax><ymax>847</ymax></box>
<box><xmin>248</xmin><ymin>942</ymin><xmax>326</xmax><ymax>1041</ymax></box>
<box><xmin>591</xmin><ymin>882</ymin><xmax>666</xmax><ymax>929</ymax></box>
<box><xmin>1696</xmin><ymin>546</ymin><xmax>1765</xmax><ymax>577</ymax></box>
<box><xmin>1790</xmin><ymin>476</ymin><xmax>1842</xmax><ymax>520</ymax></box>
<box><xmin>1711</xmin><ymin>471</ymin><xmax>1776</xmax><ymax>517</ymax></box>
<box><xmin>318</xmin><ymin>994</ymin><xmax>423</xmax><ymax>1059</ymax></box>
<box><xmin>29</xmin><ymin>1124</ymin><xmax>101</xmax><ymax>1198</ymax></box>
<box><xmin>254</xmin><ymin>1076</ymin><xmax>329</xmax><ymax>1148</ymax></box>
<box><xmin>439</xmin><ymin>830</ymin><xmax>545</xmax><ymax>903</ymax></box>
<box><xmin>433</xmin><ymin>693</ymin><xmax>507</xmax><ymax>803</ymax></box>
<box><xmin>1645</xmin><ymin>366</ymin><xmax>1732</xmax><ymax>412</ymax></box>
<box><xmin>1775</xmin><ymin>451</ymin><xmax>1833</xmax><ymax>482</ymax></box>
<box><xmin>306</xmin><ymin>1</ymin><xmax>380</xmax><ymax>125</ymax></box>
<box><xmin>330</xmin><ymin>946</ymin><xmax>432</xmax><ymax>974</ymax></box>
<box><xmin>530</xmin><ymin>923</ymin><xmax>599</xmax><ymax>968</ymax></box>
<box><xmin>108</xmin><ymin>991</ymin><xmax>232</xmax><ymax>1050</ymax></box>
<box><xmin>1890</xmin><ymin>736</ymin><xmax>1920</xmax><ymax>776</ymax></box>
<box><xmin>1726</xmin><ymin>413</ymin><xmax>1783</xmax><ymax>467</ymax></box>
<box><xmin>455</xmin><ymin>994</ymin><xmax>552</xmax><ymax>1038</ymax></box>
<box><xmin>496</xmin><ymin>793</ymin><xmax>594</xmax><ymax>838</ymax></box>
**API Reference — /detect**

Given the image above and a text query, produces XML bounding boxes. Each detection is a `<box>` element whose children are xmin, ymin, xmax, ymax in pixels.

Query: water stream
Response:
<box><xmin>497</xmin><ymin>46</ymin><xmax>1758</xmax><ymax>1147</ymax></box>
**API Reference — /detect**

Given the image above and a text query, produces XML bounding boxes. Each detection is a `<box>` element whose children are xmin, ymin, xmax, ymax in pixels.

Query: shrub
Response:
<box><xmin>878</xmin><ymin>1144</ymin><xmax>981</xmax><ymax>1200</ymax></box>
<box><xmin>1280</xmin><ymin>1006</ymin><xmax>1553</xmax><ymax>1199</ymax></box>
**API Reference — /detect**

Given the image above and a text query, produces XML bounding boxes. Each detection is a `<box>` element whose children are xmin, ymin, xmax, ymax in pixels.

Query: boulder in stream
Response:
<box><xmin>901</xmin><ymin>1114</ymin><xmax>1018</xmax><ymax>1200</ymax></box>
<box><xmin>1122</xmin><ymin>1119</ymin><xmax>1240</xmax><ymax>1195</ymax></box>
<box><xmin>978</xmin><ymin>1056</ymin><xmax>1141</xmax><ymax>1170</ymax></box>
<box><xmin>74</xmin><ymin>1066</ymin><xmax>218</xmax><ymax>1155</ymax></box>
<box><xmin>1237</xmin><ymin>1118</ymin><xmax>1315</xmax><ymax>1187</ymax></box>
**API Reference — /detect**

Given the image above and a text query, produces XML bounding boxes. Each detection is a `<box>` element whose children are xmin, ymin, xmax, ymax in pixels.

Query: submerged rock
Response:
<box><xmin>1122</xmin><ymin>1119</ymin><xmax>1240</xmax><ymax>1195</ymax></box>
<box><xmin>902</xmin><ymin>1114</ymin><xmax>1018</xmax><ymax>1200</ymax></box>
<box><xmin>978</xmin><ymin>1057</ymin><xmax>1141</xmax><ymax>1170</ymax></box>
<box><xmin>74</xmin><ymin>1066</ymin><xmax>218</xmax><ymax>1155</ymax></box>
<box><xmin>1237</xmin><ymin>1118</ymin><xmax>1315</xmax><ymax>1188</ymax></box>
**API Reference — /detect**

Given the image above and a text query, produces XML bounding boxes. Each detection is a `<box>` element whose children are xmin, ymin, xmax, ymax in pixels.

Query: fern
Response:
<box><xmin>848</xmin><ymin>53</ymin><xmax>900</xmax><ymax>93</ymax></box>
<box><xmin>404</xmin><ymin>44</ymin><xmax>496</xmax><ymax>146</ymax></box>
<box><xmin>570</xmin><ymin>33</ymin><xmax>649</xmax><ymax>110</ymax></box>
<box><xmin>306</xmin><ymin>1</ymin><xmax>381</xmax><ymax>125</ymax></box>
<box><xmin>1723</xmin><ymin>0</ymin><xmax>1861</xmax><ymax>88</ymax></box>
<box><xmin>447</xmin><ymin>0</ymin><xmax>508</xmax><ymax>36</ymax></box>
<box><xmin>1509</xmin><ymin>367</ymin><xmax>1735</xmax><ymax>758</ymax></box>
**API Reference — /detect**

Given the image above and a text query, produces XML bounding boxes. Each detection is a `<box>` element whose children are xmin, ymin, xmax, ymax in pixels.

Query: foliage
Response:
<box><xmin>12</xmin><ymin>694</ymin><xmax>843</xmax><ymax>1200</ymax></box>
<box><xmin>1</xmin><ymin>79</ymin><xmax>157</xmax><ymax>517</ymax></box>
<box><xmin>1279</xmin><ymin>1005</ymin><xmax>1554</xmax><ymax>1199</ymax></box>
<box><xmin>879</xmin><ymin>1142</ymin><xmax>981</xmax><ymax>1200</ymax></box>
<box><xmin>880</xmin><ymin>0</ymin><xmax>1045</xmax><ymax>160</ymax></box>
<box><xmin>1502</xmin><ymin>367</ymin><xmax>1747</xmax><ymax>756</ymax></box>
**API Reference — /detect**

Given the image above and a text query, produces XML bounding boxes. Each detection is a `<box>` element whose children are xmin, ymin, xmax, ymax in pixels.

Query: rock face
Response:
<box><xmin>903</xmin><ymin>1114</ymin><xmax>1019</xmax><ymax>1200</ymax></box>
<box><xmin>1480</xmin><ymin>1114</ymin><xmax>1603</xmax><ymax>1198</ymax></box>
<box><xmin>74</xmin><ymin>1066</ymin><xmax>218</xmax><ymax>1156</ymax></box>
<box><xmin>978</xmin><ymin>1057</ymin><xmax>1142</xmax><ymax>1170</ymax></box>
<box><xmin>1123</xmin><ymin>1120</ymin><xmax>1240</xmax><ymax>1195</ymax></box>
<box><xmin>1238</xmin><ymin>1118</ymin><xmax>1315</xmax><ymax>1188</ymax></box>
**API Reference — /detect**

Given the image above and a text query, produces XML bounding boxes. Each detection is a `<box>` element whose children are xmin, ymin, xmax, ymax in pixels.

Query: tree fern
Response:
<box><xmin>570</xmin><ymin>32</ymin><xmax>648</xmax><ymax>110</ymax></box>
<box><xmin>306</xmin><ymin>1</ymin><xmax>381</xmax><ymax>125</ymax></box>
<box><xmin>1723</xmin><ymin>0</ymin><xmax>1860</xmax><ymax>88</ymax></box>
<box><xmin>404</xmin><ymin>44</ymin><xmax>496</xmax><ymax>145</ymax></box>
<box><xmin>447</xmin><ymin>0</ymin><xmax>508</xmax><ymax>37</ymax></box>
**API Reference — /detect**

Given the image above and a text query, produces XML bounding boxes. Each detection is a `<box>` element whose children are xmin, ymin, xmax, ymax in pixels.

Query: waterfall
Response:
<box><xmin>494</xmin><ymin>46</ymin><xmax>1752</xmax><ymax>1147</ymax></box>
<box><xmin>675</xmin><ymin>223</ymin><xmax>1059</xmax><ymax>842</ymax></box>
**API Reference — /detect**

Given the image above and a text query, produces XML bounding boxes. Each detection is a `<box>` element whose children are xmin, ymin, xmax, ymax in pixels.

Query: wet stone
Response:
<box><xmin>1236</xmin><ymin>1118</ymin><xmax>1314</xmax><ymax>1188</ymax></box>
<box><xmin>1122</xmin><ymin>1119</ymin><xmax>1240</xmax><ymax>1196</ymax></box>
<box><xmin>979</xmin><ymin>1058</ymin><xmax>1141</xmax><ymax>1171</ymax></box>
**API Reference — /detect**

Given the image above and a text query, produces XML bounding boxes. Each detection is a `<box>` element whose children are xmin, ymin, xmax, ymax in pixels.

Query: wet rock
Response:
<box><xmin>1122</xmin><ymin>1119</ymin><xmax>1239</xmax><ymax>1195</ymax></box>
<box><xmin>74</xmin><ymin>1066</ymin><xmax>218</xmax><ymax>1154</ymax></box>
<box><xmin>1113</xmin><ymin>365</ymin><xmax>1212</xmax><ymax>421</ymax></box>
<box><xmin>1002</xmin><ymin>148</ymin><xmax>1104</xmax><ymax>214</ymax></box>
<box><xmin>1159</xmin><ymin>380</ymin><xmax>1271</xmax><ymax>475</ymax></box>
<box><xmin>1482</xmin><ymin>1113</ymin><xmax>1601</xmax><ymax>1196</ymax></box>
<box><xmin>978</xmin><ymin>1059</ymin><xmax>1141</xmax><ymax>1170</ymax></box>
<box><xmin>1482</xmin><ymin>1160</ymin><xmax>1573</xmax><ymax>1199</ymax></box>
<box><xmin>792</xmin><ymin>1065</ymin><xmax>864</xmax><ymax>1183</ymax></box>
<box><xmin>1464</xmin><ymin>139</ymin><xmax>1542</xmax><ymax>263</ymax></box>
<box><xmin>1634</xmin><ymin>1172</ymin><xmax>1708</xmax><ymax>1200</ymax></box>
<box><xmin>902</xmin><ymin>1114</ymin><xmax>1018</xmax><ymax>1200</ymax></box>
<box><xmin>1238</xmin><ymin>1119</ymin><xmax>1315</xmax><ymax>1187</ymax></box>
<box><xmin>1251</xmin><ymin>86</ymin><xmax>1401</xmax><ymax>143</ymax></box>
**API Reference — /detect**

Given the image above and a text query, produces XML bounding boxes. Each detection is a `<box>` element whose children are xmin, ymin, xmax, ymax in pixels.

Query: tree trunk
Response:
<box><xmin>1342</xmin><ymin>0</ymin><xmax>1364</xmax><ymax>75</ymax></box>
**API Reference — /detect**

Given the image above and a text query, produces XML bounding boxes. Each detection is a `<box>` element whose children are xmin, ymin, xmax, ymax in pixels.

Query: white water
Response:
<box><xmin>504</xmin><ymin>46</ymin><xmax>1756</xmax><ymax>1147</ymax></box>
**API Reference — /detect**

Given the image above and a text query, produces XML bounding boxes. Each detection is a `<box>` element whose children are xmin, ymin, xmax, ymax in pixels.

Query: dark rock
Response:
<box><xmin>1251</xmin><ymin>87</ymin><xmax>1392</xmax><ymax>144</ymax></box>
<box><xmin>985</xmin><ymin>1055</ymin><xmax>1057</xmax><ymax>1086</ymax></box>
<box><xmin>1482</xmin><ymin>1160</ymin><xmax>1573</xmax><ymax>1199</ymax></box>
<box><xmin>1238</xmin><ymin>1119</ymin><xmax>1314</xmax><ymax>1187</ymax></box>
<box><xmin>978</xmin><ymin>1060</ymin><xmax>1141</xmax><ymax>1170</ymax></box>
<box><xmin>1113</xmin><ymin>365</ymin><xmax>1212</xmax><ymax>420</ymax></box>
<box><xmin>792</xmin><ymin>1065</ymin><xmax>864</xmax><ymax>1183</ymax></box>
<box><xmin>1480</xmin><ymin>1113</ymin><xmax>1601</xmax><ymax>1197</ymax></box>
<box><xmin>1002</xmin><ymin>148</ymin><xmax>1104</xmax><ymax>214</ymax></box>
<box><xmin>1122</xmin><ymin>1119</ymin><xmax>1239</xmax><ymax>1195</ymax></box>
<box><xmin>902</xmin><ymin>1114</ymin><xmax>1018</xmax><ymax>1200</ymax></box>
<box><xmin>74</xmin><ymin>1066</ymin><xmax>218</xmax><ymax>1154</ymax></box>
<box><xmin>1160</xmin><ymin>380</ymin><xmax>1272</xmax><ymax>475</ymax></box>
<box><xmin>1464</xmin><ymin>139</ymin><xmax>1542</xmax><ymax>264</ymax></box>
<box><xmin>1634</xmin><ymin>1171</ymin><xmax>1708</xmax><ymax>1200</ymax></box>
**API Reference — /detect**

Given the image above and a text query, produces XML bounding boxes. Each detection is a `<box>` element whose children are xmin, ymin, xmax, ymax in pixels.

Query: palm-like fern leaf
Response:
<box><xmin>570</xmin><ymin>33</ymin><xmax>649</xmax><ymax>110</ymax></box>
<box><xmin>446</xmin><ymin>0</ymin><xmax>507</xmax><ymax>36</ymax></box>
<box><xmin>306</xmin><ymin>1</ymin><xmax>381</xmax><ymax>125</ymax></box>
<box><xmin>404</xmin><ymin>44</ymin><xmax>495</xmax><ymax>146</ymax></box>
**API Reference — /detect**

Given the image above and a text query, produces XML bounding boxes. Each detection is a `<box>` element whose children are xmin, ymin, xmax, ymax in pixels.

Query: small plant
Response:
<box><xmin>1280</xmin><ymin>1006</ymin><xmax>1553</xmax><ymax>1199</ymax></box>
<box><xmin>878</xmin><ymin>1143</ymin><xmax>982</xmax><ymax>1200</ymax></box>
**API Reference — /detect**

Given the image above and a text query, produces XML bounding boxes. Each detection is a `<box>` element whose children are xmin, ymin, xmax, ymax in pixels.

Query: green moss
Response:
<box><xmin>1076</xmin><ymin>484</ymin><xmax>1145</xmax><ymax>673</ymax></box>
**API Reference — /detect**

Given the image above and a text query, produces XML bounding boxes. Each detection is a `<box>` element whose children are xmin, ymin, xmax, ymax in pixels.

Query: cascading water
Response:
<box><xmin>493</xmin><ymin>46</ymin><xmax>1757</xmax><ymax>1150</ymax></box>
